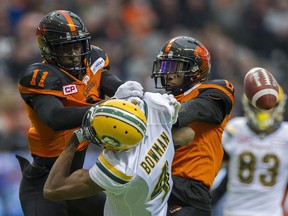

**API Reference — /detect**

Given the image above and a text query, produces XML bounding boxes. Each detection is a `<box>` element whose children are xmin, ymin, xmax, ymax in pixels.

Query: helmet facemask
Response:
<box><xmin>49</xmin><ymin>39</ymin><xmax>91</xmax><ymax>77</ymax></box>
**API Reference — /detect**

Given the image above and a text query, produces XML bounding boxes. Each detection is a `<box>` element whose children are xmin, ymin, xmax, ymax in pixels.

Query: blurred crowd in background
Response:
<box><xmin>1</xmin><ymin>0</ymin><xmax>288</xmax><ymax>215</ymax></box>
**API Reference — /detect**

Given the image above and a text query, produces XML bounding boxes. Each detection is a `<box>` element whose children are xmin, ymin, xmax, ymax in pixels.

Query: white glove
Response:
<box><xmin>172</xmin><ymin>101</ymin><xmax>181</xmax><ymax>124</ymax></box>
<box><xmin>164</xmin><ymin>94</ymin><xmax>181</xmax><ymax>124</ymax></box>
<box><xmin>127</xmin><ymin>96</ymin><xmax>143</xmax><ymax>106</ymax></box>
<box><xmin>113</xmin><ymin>81</ymin><xmax>143</xmax><ymax>99</ymax></box>
<box><xmin>127</xmin><ymin>96</ymin><xmax>144</xmax><ymax>111</ymax></box>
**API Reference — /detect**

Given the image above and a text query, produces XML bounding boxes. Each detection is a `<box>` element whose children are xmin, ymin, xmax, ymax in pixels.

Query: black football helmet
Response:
<box><xmin>36</xmin><ymin>10</ymin><xmax>91</xmax><ymax>76</ymax></box>
<box><xmin>151</xmin><ymin>36</ymin><xmax>211</xmax><ymax>95</ymax></box>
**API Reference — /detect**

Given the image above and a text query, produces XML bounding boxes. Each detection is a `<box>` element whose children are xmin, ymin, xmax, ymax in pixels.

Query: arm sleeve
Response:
<box><xmin>100</xmin><ymin>71</ymin><xmax>123</xmax><ymax>97</ymax></box>
<box><xmin>31</xmin><ymin>94</ymin><xmax>90</xmax><ymax>131</ymax></box>
<box><xmin>176</xmin><ymin>88</ymin><xmax>233</xmax><ymax>127</ymax></box>
<box><xmin>176</xmin><ymin>97</ymin><xmax>224</xmax><ymax>127</ymax></box>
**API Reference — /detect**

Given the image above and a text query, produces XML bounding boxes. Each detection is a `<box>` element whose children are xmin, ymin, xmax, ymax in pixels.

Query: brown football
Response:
<box><xmin>244</xmin><ymin>67</ymin><xmax>279</xmax><ymax>110</ymax></box>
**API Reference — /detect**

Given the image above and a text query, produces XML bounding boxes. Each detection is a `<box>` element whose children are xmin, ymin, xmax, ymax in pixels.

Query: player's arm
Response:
<box><xmin>32</xmin><ymin>81</ymin><xmax>144</xmax><ymax>132</ymax></box>
<box><xmin>100</xmin><ymin>71</ymin><xmax>123</xmax><ymax>97</ymax></box>
<box><xmin>172</xmin><ymin>127</ymin><xmax>195</xmax><ymax>146</ymax></box>
<box><xmin>175</xmin><ymin>88</ymin><xmax>233</xmax><ymax>127</ymax></box>
<box><xmin>43</xmin><ymin>131</ymin><xmax>104</xmax><ymax>201</ymax></box>
<box><xmin>31</xmin><ymin>94</ymin><xmax>90</xmax><ymax>131</ymax></box>
<box><xmin>157</xmin><ymin>93</ymin><xmax>195</xmax><ymax>146</ymax></box>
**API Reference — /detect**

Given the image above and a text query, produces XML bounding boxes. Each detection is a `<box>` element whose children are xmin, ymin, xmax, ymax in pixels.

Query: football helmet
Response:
<box><xmin>83</xmin><ymin>99</ymin><xmax>147</xmax><ymax>151</ymax></box>
<box><xmin>151</xmin><ymin>36</ymin><xmax>211</xmax><ymax>95</ymax></box>
<box><xmin>242</xmin><ymin>85</ymin><xmax>286</xmax><ymax>135</ymax></box>
<box><xmin>36</xmin><ymin>10</ymin><xmax>91</xmax><ymax>76</ymax></box>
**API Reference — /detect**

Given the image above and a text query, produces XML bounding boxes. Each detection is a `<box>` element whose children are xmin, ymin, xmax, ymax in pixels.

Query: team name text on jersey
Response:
<box><xmin>140</xmin><ymin>131</ymin><xmax>170</xmax><ymax>174</ymax></box>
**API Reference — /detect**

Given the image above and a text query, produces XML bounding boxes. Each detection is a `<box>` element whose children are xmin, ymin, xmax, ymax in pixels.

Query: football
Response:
<box><xmin>244</xmin><ymin>67</ymin><xmax>279</xmax><ymax>110</ymax></box>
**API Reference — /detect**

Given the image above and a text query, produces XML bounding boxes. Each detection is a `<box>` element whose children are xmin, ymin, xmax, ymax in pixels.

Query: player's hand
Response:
<box><xmin>113</xmin><ymin>81</ymin><xmax>143</xmax><ymax>99</ymax></box>
<box><xmin>164</xmin><ymin>94</ymin><xmax>181</xmax><ymax>124</ymax></box>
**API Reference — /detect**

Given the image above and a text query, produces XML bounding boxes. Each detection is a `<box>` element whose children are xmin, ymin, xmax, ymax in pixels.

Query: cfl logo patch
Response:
<box><xmin>63</xmin><ymin>84</ymin><xmax>78</xmax><ymax>95</ymax></box>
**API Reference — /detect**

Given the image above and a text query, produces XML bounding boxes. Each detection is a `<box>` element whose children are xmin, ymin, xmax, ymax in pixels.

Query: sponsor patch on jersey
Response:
<box><xmin>82</xmin><ymin>75</ymin><xmax>90</xmax><ymax>85</ymax></box>
<box><xmin>90</xmin><ymin>57</ymin><xmax>105</xmax><ymax>75</ymax></box>
<box><xmin>63</xmin><ymin>84</ymin><xmax>78</xmax><ymax>95</ymax></box>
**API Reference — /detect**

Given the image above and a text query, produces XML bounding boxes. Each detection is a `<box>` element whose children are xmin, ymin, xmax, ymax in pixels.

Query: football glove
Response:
<box><xmin>113</xmin><ymin>81</ymin><xmax>143</xmax><ymax>99</ymax></box>
<box><xmin>164</xmin><ymin>94</ymin><xmax>181</xmax><ymax>124</ymax></box>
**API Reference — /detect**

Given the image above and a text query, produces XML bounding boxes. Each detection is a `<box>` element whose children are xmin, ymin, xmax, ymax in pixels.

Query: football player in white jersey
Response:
<box><xmin>220</xmin><ymin>86</ymin><xmax>288</xmax><ymax>216</ymax></box>
<box><xmin>43</xmin><ymin>87</ymin><xmax>194</xmax><ymax>216</ymax></box>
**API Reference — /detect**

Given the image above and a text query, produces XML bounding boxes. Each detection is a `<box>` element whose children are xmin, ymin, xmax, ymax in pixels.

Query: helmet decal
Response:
<box><xmin>101</xmin><ymin>136</ymin><xmax>121</xmax><ymax>148</ymax></box>
<box><xmin>195</xmin><ymin>45</ymin><xmax>211</xmax><ymax>74</ymax></box>
<box><xmin>57</xmin><ymin>10</ymin><xmax>77</xmax><ymax>35</ymax></box>
<box><xmin>164</xmin><ymin>37</ymin><xmax>178</xmax><ymax>55</ymax></box>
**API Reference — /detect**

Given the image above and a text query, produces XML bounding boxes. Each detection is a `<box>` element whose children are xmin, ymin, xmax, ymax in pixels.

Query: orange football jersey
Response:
<box><xmin>173</xmin><ymin>79</ymin><xmax>235</xmax><ymax>189</ymax></box>
<box><xmin>18</xmin><ymin>47</ymin><xmax>109</xmax><ymax>157</ymax></box>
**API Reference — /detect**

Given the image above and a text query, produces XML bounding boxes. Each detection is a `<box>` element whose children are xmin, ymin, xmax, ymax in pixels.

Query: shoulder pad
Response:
<box><xmin>199</xmin><ymin>79</ymin><xmax>235</xmax><ymax>115</ymax></box>
<box><xmin>204</xmin><ymin>79</ymin><xmax>234</xmax><ymax>95</ymax></box>
<box><xmin>90</xmin><ymin>46</ymin><xmax>109</xmax><ymax>70</ymax></box>
<box><xmin>19</xmin><ymin>63</ymin><xmax>74</xmax><ymax>90</ymax></box>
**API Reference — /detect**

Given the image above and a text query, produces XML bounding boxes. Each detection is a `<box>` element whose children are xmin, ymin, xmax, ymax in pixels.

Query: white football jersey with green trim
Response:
<box><xmin>222</xmin><ymin>117</ymin><xmax>288</xmax><ymax>216</ymax></box>
<box><xmin>89</xmin><ymin>92</ymin><xmax>179</xmax><ymax>216</ymax></box>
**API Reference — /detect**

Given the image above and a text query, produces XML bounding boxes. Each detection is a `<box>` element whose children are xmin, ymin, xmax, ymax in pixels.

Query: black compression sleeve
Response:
<box><xmin>177</xmin><ymin>97</ymin><xmax>225</xmax><ymax>127</ymax></box>
<box><xmin>100</xmin><ymin>71</ymin><xmax>123</xmax><ymax>97</ymax></box>
<box><xmin>176</xmin><ymin>88</ymin><xmax>233</xmax><ymax>127</ymax></box>
<box><xmin>31</xmin><ymin>94</ymin><xmax>90</xmax><ymax>131</ymax></box>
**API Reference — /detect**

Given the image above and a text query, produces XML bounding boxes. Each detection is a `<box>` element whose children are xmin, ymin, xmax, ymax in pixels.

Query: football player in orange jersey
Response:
<box><xmin>151</xmin><ymin>36</ymin><xmax>235</xmax><ymax>216</ymax></box>
<box><xmin>16</xmin><ymin>10</ymin><xmax>142</xmax><ymax>216</ymax></box>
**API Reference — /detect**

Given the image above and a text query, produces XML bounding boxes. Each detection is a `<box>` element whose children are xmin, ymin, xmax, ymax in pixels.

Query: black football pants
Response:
<box><xmin>16</xmin><ymin>154</ymin><xmax>106</xmax><ymax>216</ymax></box>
